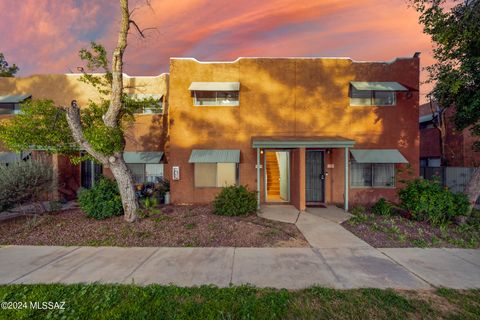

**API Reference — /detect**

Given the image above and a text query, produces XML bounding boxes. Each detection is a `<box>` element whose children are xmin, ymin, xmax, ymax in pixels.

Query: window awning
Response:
<box><xmin>0</xmin><ymin>94</ymin><xmax>32</xmax><ymax>103</ymax></box>
<box><xmin>188</xmin><ymin>82</ymin><xmax>240</xmax><ymax>91</ymax></box>
<box><xmin>419</xmin><ymin>114</ymin><xmax>434</xmax><ymax>123</ymax></box>
<box><xmin>124</xmin><ymin>152</ymin><xmax>164</xmax><ymax>164</ymax></box>
<box><xmin>0</xmin><ymin>152</ymin><xmax>20</xmax><ymax>164</ymax></box>
<box><xmin>188</xmin><ymin>149</ymin><xmax>240</xmax><ymax>163</ymax></box>
<box><xmin>350</xmin><ymin>149</ymin><xmax>408</xmax><ymax>163</ymax></box>
<box><xmin>350</xmin><ymin>82</ymin><xmax>408</xmax><ymax>91</ymax></box>
<box><xmin>252</xmin><ymin>136</ymin><xmax>355</xmax><ymax>148</ymax></box>
<box><xmin>0</xmin><ymin>151</ymin><xmax>30</xmax><ymax>164</ymax></box>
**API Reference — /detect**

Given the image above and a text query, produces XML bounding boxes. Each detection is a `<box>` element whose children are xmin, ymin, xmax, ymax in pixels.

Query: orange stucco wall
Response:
<box><xmin>167</xmin><ymin>57</ymin><xmax>420</xmax><ymax>207</ymax></box>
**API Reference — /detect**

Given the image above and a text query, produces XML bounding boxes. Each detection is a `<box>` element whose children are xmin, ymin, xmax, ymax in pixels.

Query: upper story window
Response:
<box><xmin>349</xmin><ymin>82</ymin><xmax>408</xmax><ymax>106</ymax></box>
<box><xmin>189</xmin><ymin>82</ymin><xmax>240</xmax><ymax>106</ymax></box>
<box><xmin>0</xmin><ymin>94</ymin><xmax>31</xmax><ymax>115</ymax></box>
<box><xmin>129</xmin><ymin>94</ymin><xmax>163</xmax><ymax>114</ymax></box>
<box><xmin>419</xmin><ymin>114</ymin><xmax>438</xmax><ymax>129</ymax></box>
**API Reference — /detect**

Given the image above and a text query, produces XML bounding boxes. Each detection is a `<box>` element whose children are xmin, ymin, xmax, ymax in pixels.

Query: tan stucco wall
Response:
<box><xmin>167</xmin><ymin>57</ymin><xmax>420</xmax><ymax>206</ymax></box>
<box><xmin>0</xmin><ymin>73</ymin><xmax>169</xmax><ymax>153</ymax></box>
<box><xmin>0</xmin><ymin>73</ymin><xmax>170</xmax><ymax>195</ymax></box>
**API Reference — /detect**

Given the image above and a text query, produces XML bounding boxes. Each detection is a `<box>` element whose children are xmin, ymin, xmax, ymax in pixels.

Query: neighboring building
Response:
<box><xmin>0</xmin><ymin>74</ymin><xmax>169</xmax><ymax>200</ymax></box>
<box><xmin>419</xmin><ymin>102</ymin><xmax>480</xmax><ymax>167</ymax></box>
<box><xmin>0</xmin><ymin>54</ymin><xmax>420</xmax><ymax>210</ymax></box>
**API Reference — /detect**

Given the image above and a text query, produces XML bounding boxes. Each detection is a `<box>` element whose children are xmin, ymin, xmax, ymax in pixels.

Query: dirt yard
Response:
<box><xmin>0</xmin><ymin>205</ymin><xmax>308</xmax><ymax>247</ymax></box>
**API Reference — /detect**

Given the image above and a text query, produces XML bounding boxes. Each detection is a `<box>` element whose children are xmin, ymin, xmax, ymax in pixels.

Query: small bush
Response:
<box><xmin>78</xmin><ymin>177</ymin><xmax>123</xmax><ymax>220</ymax></box>
<box><xmin>372</xmin><ymin>198</ymin><xmax>393</xmax><ymax>217</ymax></box>
<box><xmin>0</xmin><ymin>159</ymin><xmax>54</xmax><ymax>211</ymax></box>
<box><xmin>213</xmin><ymin>185</ymin><xmax>257</xmax><ymax>216</ymax></box>
<box><xmin>349</xmin><ymin>205</ymin><xmax>366</xmax><ymax>216</ymax></box>
<box><xmin>398</xmin><ymin>179</ymin><xmax>470</xmax><ymax>226</ymax></box>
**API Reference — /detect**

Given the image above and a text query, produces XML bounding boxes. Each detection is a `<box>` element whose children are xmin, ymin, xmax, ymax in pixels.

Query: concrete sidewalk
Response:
<box><xmin>1</xmin><ymin>245</ymin><xmax>479</xmax><ymax>289</ymax></box>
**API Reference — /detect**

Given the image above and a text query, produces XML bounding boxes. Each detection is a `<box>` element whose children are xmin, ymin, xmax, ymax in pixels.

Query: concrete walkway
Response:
<box><xmin>0</xmin><ymin>205</ymin><xmax>478</xmax><ymax>290</ymax></box>
<box><xmin>0</xmin><ymin>245</ymin><xmax>479</xmax><ymax>289</ymax></box>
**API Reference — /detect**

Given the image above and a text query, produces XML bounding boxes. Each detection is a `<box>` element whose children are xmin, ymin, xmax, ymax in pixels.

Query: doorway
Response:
<box><xmin>306</xmin><ymin>150</ymin><xmax>325</xmax><ymax>204</ymax></box>
<box><xmin>81</xmin><ymin>159</ymin><xmax>102</xmax><ymax>189</ymax></box>
<box><xmin>265</xmin><ymin>150</ymin><xmax>290</xmax><ymax>202</ymax></box>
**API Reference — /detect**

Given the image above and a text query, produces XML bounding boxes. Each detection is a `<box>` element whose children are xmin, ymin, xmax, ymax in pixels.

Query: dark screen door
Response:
<box><xmin>81</xmin><ymin>159</ymin><xmax>102</xmax><ymax>189</ymax></box>
<box><xmin>306</xmin><ymin>151</ymin><xmax>325</xmax><ymax>203</ymax></box>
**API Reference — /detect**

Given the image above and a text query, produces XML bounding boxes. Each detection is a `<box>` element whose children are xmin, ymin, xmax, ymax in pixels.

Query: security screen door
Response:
<box><xmin>306</xmin><ymin>150</ymin><xmax>325</xmax><ymax>203</ymax></box>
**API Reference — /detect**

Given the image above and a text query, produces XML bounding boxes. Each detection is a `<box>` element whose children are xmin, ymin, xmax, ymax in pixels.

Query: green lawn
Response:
<box><xmin>0</xmin><ymin>284</ymin><xmax>479</xmax><ymax>319</ymax></box>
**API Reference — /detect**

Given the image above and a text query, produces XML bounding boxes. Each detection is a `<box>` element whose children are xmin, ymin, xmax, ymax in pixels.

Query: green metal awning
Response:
<box><xmin>350</xmin><ymin>149</ymin><xmax>408</xmax><ymax>163</ymax></box>
<box><xmin>0</xmin><ymin>152</ymin><xmax>20</xmax><ymax>164</ymax></box>
<box><xmin>0</xmin><ymin>94</ymin><xmax>32</xmax><ymax>103</ymax></box>
<box><xmin>419</xmin><ymin>114</ymin><xmax>434</xmax><ymax>123</ymax></box>
<box><xmin>188</xmin><ymin>149</ymin><xmax>240</xmax><ymax>163</ymax></box>
<box><xmin>188</xmin><ymin>82</ymin><xmax>240</xmax><ymax>91</ymax></box>
<box><xmin>123</xmin><ymin>152</ymin><xmax>164</xmax><ymax>163</ymax></box>
<box><xmin>0</xmin><ymin>151</ymin><xmax>30</xmax><ymax>164</ymax></box>
<box><xmin>252</xmin><ymin>136</ymin><xmax>355</xmax><ymax>148</ymax></box>
<box><xmin>350</xmin><ymin>82</ymin><xmax>408</xmax><ymax>91</ymax></box>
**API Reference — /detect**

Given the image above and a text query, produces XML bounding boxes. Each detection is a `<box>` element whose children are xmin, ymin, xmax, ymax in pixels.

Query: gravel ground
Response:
<box><xmin>0</xmin><ymin>205</ymin><xmax>308</xmax><ymax>247</ymax></box>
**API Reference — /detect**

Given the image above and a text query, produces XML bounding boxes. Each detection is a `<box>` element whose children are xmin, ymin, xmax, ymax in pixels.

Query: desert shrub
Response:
<box><xmin>349</xmin><ymin>205</ymin><xmax>366</xmax><ymax>216</ymax></box>
<box><xmin>398</xmin><ymin>179</ymin><xmax>470</xmax><ymax>226</ymax></box>
<box><xmin>372</xmin><ymin>198</ymin><xmax>393</xmax><ymax>217</ymax></box>
<box><xmin>78</xmin><ymin>176</ymin><xmax>123</xmax><ymax>220</ymax></box>
<box><xmin>0</xmin><ymin>159</ymin><xmax>54</xmax><ymax>211</ymax></box>
<box><xmin>213</xmin><ymin>185</ymin><xmax>257</xmax><ymax>216</ymax></box>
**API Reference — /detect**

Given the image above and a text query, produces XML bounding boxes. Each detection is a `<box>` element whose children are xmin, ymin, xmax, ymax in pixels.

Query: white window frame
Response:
<box><xmin>194</xmin><ymin>162</ymin><xmax>239</xmax><ymax>187</ymax></box>
<box><xmin>350</xmin><ymin>86</ymin><xmax>396</xmax><ymax>106</ymax></box>
<box><xmin>350</xmin><ymin>162</ymin><xmax>396</xmax><ymax>188</ymax></box>
<box><xmin>193</xmin><ymin>91</ymin><xmax>239</xmax><ymax>107</ymax></box>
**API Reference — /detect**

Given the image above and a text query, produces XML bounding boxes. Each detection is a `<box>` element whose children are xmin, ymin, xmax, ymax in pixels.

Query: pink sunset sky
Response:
<box><xmin>0</xmin><ymin>0</ymin><xmax>434</xmax><ymax>102</ymax></box>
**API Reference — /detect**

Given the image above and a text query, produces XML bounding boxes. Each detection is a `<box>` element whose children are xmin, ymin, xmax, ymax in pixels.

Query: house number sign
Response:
<box><xmin>172</xmin><ymin>166</ymin><xmax>180</xmax><ymax>180</ymax></box>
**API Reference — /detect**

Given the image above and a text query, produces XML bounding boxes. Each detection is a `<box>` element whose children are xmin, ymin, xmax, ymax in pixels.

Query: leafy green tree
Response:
<box><xmin>0</xmin><ymin>0</ymin><xmax>155</xmax><ymax>222</ymax></box>
<box><xmin>0</xmin><ymin>53</ymin><xmax>19</xmax><ymax>77</ymax></box>
<box><xmin>410</xmin><ymin>0</ymin><xmax>480</xmax><ymax>208</ymax></box>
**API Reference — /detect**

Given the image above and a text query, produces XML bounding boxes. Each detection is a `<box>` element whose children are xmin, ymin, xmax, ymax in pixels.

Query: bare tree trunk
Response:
<box><xmin>65</xmin><ymin>0</ymin><xmax>141</xmax><ymax>222</ymax></box>
<box><xmin>108</xmin><ymin>154</ymin><xmax>138</xmax><ymax>222</ymax></box>
<box><xmin>465</xmin><ymin>167</ymin><xmax>480</xmax><ymax>211</ymax></box>
<box><xmin>65</xmin><ymin>102</ymin><xmax>139</xmax><ymax>222</ymax></box>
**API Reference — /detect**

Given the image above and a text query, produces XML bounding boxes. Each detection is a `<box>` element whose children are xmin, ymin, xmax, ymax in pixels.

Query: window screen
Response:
<box><xmin>145</xmin><ymin>164</ymin><xmax>164</xmax><ymax>182</ymax></box>
<box><xmin>350</xmin><ymin>87</ymin><xmax>372</xmax><ymax>106</ymax></box>
<box><xmin>351</xmin><ymin>161</ymin><xmax>395</xmax><ymax>187</ymax></box>
<box><xmin>0</xmin><ymin>104</ymin><xmax>15</xmax><ymax>115</ymax></box>
<box><xmin>194</xmin><ymin>163</ymin><xmax>217</xmax><ymax>187</ymax></box>
<box><xmin>217</xmin><ymin>163</ymin><xmax>236</xmax><ymax>187</ymax></box>
<box><xmin>194</xmin><ymin>163</ymin><xmax>237</xmax><ymax>187</ymax></box>
<box><xmin>373</xmin><ymin>91</ymin><xmax>395</xmax><ymax>106</ymax></box>
<box><xmin>193</xmin><ymin>91</ymin><xmax>239</xmax><ymax>106</ymax></box>
<box><xmin>373</xmin><ymin>164</ymin><xmax>395</xmax><ymax>187</ymax></box>
<box><xmin>127</xmin><ymin>163</ymin><xmax>146</xmax><ymax>183</ymax></box>
<box><xmin>350</xmin><ymin>86</ymin><xmax>396</xmax><ymax>106</ymax></box>
<box><xmin>351</xmin><ymin>162</ymin><xmax>373</xmax><ymax>187</ymax></box>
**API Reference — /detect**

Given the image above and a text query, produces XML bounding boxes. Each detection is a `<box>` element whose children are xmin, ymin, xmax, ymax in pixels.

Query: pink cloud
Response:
<box><xmin>0</xmin><ymin>0</ymin><xmax>435</xmax><ymax>102</ymax></box>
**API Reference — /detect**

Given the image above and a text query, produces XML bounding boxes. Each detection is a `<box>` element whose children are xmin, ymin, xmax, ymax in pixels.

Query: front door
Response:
<box><xmin>306</xmin><ymin>150</ymin><xmax>325</xmax><ymax>204</ymax></box>
<box><xmin>81</xmin><ymin>159</ymin><xmax>102</xmax><ymax>189</ymax></box>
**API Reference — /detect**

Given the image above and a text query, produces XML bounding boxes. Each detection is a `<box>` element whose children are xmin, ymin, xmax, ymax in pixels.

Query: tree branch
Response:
<box><xmin>103</xmin><ymin>0</ymin><xmax>130</xmax><ymax>128</ymax></box>
<box><xmin>64</xmin><ymin>100</ymin><xmax>109</xmax><ymax>164</ymax></box>
<box><xmin>129</xmin><ymin>20</ymin><xmax>146</xmax><ymax>38</ymax></box>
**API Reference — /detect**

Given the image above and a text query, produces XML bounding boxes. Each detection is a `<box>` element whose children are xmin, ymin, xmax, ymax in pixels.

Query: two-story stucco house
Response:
<box><xmin>0</xmin><ymin>54</ymin><xmax>420</xmax><ymax>211</ymax></box>
<box><xmin>167</xmin><ymin>55</ymin><xmax>420</xmax><ymax>211</ymax></box>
